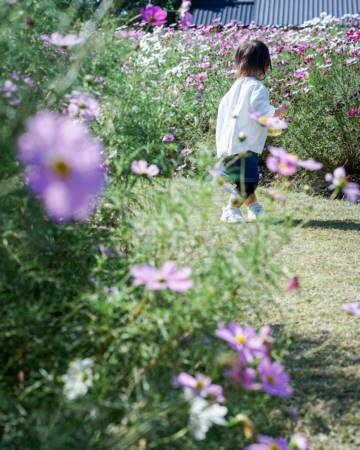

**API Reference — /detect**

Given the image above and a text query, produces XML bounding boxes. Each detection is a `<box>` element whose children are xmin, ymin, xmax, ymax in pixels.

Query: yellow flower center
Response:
<box><xmin>338</xmin><ymin>176</ymin><xmax>348</xmax><ymax>187</ymax></box>
<box><xmin>53</xmin><ymin>160</ymin><xmax>71</xmax><ymax>178</ymax></box>
<box><xmin>268</xmin><ymin>128</ymin><xmax>283</xmax><ymax>137</ymax></box>
<box><xmin>258</xmin><ymin>116</ymin><xmax>268</xmax><ymax>125</ymax></box>
<box><xmin>195</xmin><ymin>381</ymin><xmax>205</xmax><ymax>390</ymax></box>
<box><xmin>235</xmin><ymin>335</ymin><xmax>247</xmax><ymax>344</ymax></box>
<box><xmin>279</xmin><ymin>162</ymin><xmax>288</xmax><ymax>171</ymax></box>
<box><xmin>267</xmin><ymin>374</ymin><xmax>275</xmax><ymax>384</ymax></box>
<box><xmin>270</xmin><ymin>445</ymin><xmax>279</xmax><ymax>450</ymax></box>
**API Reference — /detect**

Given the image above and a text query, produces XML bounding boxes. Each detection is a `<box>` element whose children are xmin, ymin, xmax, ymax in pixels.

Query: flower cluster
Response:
<box><xmin>64</xmin><ymin>91</ymin><xmax>101</xmax><ymax>122</ymax></box>
<box><xmin>62</xmin><ymin>358</ymin><xmax>94</xmax><ymax>401</ymax></box>
<box><xmin>216</xmin><ymin>323</ymin><xmax>293</xmax><ymax>398</ymax></box>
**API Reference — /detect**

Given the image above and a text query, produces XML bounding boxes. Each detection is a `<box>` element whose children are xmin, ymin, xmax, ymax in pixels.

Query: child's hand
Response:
<box><xmin>275</xmin><ymin>104</ymin><xmax>289</xmax><ymax>118</ymax></box>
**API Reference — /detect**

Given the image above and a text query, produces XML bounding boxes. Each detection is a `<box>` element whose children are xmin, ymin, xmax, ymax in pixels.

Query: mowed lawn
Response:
<box><xmin>135</xmin><ymin>178</ymin><xmax>360</xmax><ymax>450</ymax></box>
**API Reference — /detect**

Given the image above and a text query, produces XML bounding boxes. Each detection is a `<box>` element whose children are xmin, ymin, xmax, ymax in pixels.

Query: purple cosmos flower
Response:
<box><xmin>162</xmin><ymin>133</ymin><xmax>175</xmax><ymax>142</ymax></box>
<box><xmin>294</xmin><ymin>68</ymin><xmax>309</xmax><ymax>80</ymax></box>
<box><xmin>249</xmin><ymin>110</ymin><xmax>288</xmax><ymax>137</ymax></box>
<box><xmin>341</xmin><ymin>302</ymin><xmax>360</xmax><ymax>316</ymax></box>
<box><xmin>286</xmin><ymin>275</ymin><xmax>300</xmax><ymax>292</ymax></box>
<box><xmin>64</xmin><ymin>91</ymin><xmax>100</xmax><ymax>122</ymax></box>
<box><xmin>258</xmin><ymin>358</ymin><xmax>292</xmax><ymax>398</ymax></box>
<box><xmin>224</xmin><ymin>361</ymin><xmax>258</xmax><ymax>390</ymax></box>
<box><xmin>17</xmin><ymin>111</ymin><xmax>105</xmax><ymax>222</ymax></box>
<box><xmin>140</xmin><ymin>4</ymin><xmax>168</xmax><ymax>26</ymax></box>
<box><xmin>346</xmin><ymin>57</ymin><xmax>358</xmax><ymax>65</ymax></box>
<box><xmin>325</xmin><ymin>167</ymin><xmax>360</xmax><ymax>203</ymax></box>
<box><xmin>173</xmin><ymin>373</ymin><xmax>224</xmax><ymax>402</ymax></box>
<box><xmin>131</xmin><ymin>160</ymin><xmax>159</xmax><ymax>177</ymax></box>
<box><xmin>130</xmin><ymin>261</ymin><xmax>193</xmax><ymax>292</ymax></box>
<box><xmin>290</xmin><ymin>434</ymin><xmax>313</xmax><ymax>450</ymax></box>
<box><xmin>41</xmin><ymin>32</ymin><xmax>83</xmax><ymax>48</ymax></box>
<box><xmin>244</xmin><ymin>435</ymin><xmax>290</xmax><ymax>450</ymax></box>
<box><xmin>215</xmin><ymin>323</ymin><xmax>267</xmax><ymax>364</ymax></box>
<box><xmin>181</xmin><ymin>11</ymin><xmax>193</xmax><ymax>28</ymax></box>
<box><xmin>0</xmin><ymin>80</ymin><xmax>17</xmax><ymax>98</ymax></box>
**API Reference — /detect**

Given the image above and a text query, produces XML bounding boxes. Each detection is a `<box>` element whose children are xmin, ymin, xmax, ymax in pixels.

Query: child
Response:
<box><xmin>216</xmin><ymin>40</ymin><xmax>288</xmax><ymax>223</ymax></box>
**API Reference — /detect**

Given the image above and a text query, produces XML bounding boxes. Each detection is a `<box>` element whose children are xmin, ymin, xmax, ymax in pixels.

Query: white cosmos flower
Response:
<box><xmin>62</xmin><ymin>358</ymin><xmax>94</xmax><ymax>400</ymax></box>
<box><xmin>188</xmin><ymin>395</ymin><xmax>227</xmax><ymax>441</ymax></box>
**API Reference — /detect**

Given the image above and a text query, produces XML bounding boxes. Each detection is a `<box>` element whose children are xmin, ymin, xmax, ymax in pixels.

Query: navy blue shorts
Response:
<box><xmin>222</xmin><ymin>152</ymin><xmax>259</xmax><ymax>198</ymax></box>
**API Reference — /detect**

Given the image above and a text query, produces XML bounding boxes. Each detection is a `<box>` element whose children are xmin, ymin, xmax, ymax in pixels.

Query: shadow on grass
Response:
<box><xmin>285</xmin><ymin>333</ymin><xmax>360</xmax><ymax>433</ymax></box>
<box><xmin>272</xmin><ymin>219</ymin><xmax>360</xmax><ymax>231</ymax></box>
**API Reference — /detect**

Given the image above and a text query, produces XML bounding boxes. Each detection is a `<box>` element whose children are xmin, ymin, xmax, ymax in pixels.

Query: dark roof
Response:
<box><xmin>191</xmin><ymin>0</ymin><xmax>360</xmax><ymax>26</ymax></box>
<box><xmin>192</xmin><ymin>1</ymin><xmax>254</xmax><ymax>26</ymax></box>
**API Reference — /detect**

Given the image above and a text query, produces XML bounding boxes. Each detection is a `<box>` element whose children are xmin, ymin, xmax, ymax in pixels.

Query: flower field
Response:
<box><xmin>0</xmin><ymin>1</ymin><xmax>359</xmax><ymax>449</ymax></box>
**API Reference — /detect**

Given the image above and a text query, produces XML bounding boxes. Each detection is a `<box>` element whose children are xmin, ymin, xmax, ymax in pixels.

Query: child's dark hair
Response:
<box><xmin>235</xmin><ymin>40</ymin><xmax>272</xmax><ymax>77</ymax></box>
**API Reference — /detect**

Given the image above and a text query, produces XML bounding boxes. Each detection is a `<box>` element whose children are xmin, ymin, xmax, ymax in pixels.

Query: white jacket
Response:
<box><xmin>216</xmin><ymin>77</ymin><xmax>275</xmax><ymax>158</ymax></box>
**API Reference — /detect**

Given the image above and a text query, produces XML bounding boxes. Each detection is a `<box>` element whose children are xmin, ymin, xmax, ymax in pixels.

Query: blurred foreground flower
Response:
<box><xmin>325</xmin><ymin>167</ymin><xmax>360</xmax><ymax>203</ymax></box>
<box><xmin>131</xmin><ymin>160</ymin><xmax>159</xmax><ymax>177</ymax></box>
<box><xmin>131</xmin><ymin>261</ymin><xmax>193</xmax><ymax>292</ymax></box>
<box><xmin>249</xmin><ymin>109</ymin><xmax>288</xmax><ymax>137</ymax></box>
<box><xmin>258</xmin><ymin>358</ymin><xmax>292</xmax><ymax>398</ymax></box>
<box><xmin>188</xmin><ymin>395</ymin><xmax>227</xmax><ymax>441</ymax></box>
<box><xmin>41</xmin><ymin>32</ymin><xmax>83</xmax><ymax>48</ymax></box>
<box><xmin>215</xmin><ymin>323</ymin><xmax>268</xmax><ymax>364</ymax></box>
<box><xmin>173</xmin><ymin>373</ymin><xmax>224</xmax><ymax>402</ymax></box>
<box><xmin>64</xmin><ymin>91</ymin><xmax>100</xmax><ymax>122</ymax></box>
<box><xmin>0</xmin><ymin>80</ymin><xmax>17</xmax><ymax>98</ymax></box>
<box><xmin>17</xmin><ymin>111</ymin><xmax>106</xmax><ymax>222</ymax></box>
<box><xmin>342</xmin><ymin>302</ymin><xmax>360</xmax><ymax>316</ymax></box>
<box><xmin>267</xmin><ymin>147</ymin><xmax>323</xmax><ymax>177</ymax></box>
<box><xmin>290</xmin><ymin>434</ymin><xmax>313</xmax><ymax>450</ymax></box>
<box><xmin>62</xmin><ymin>358</ymin><xmax>94</xmax><ymax>400</ymax></box>
<box><xmin>141</xmin><ymin>4</ymin><xmax>168</xmax><ymax>26</ymax></box>
<box><xmin>244</xmin><ymin>435</ymin><xmax>289</xmax><ymax>450</ymax></box>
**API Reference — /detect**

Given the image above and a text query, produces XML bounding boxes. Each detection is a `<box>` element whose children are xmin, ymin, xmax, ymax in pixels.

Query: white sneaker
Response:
<box><xmin>247</xmin><ymin>203</ymin><xmax>265</xmax><ymax>221</ymax></box>
<box><xmin>221</xmin><ymin>206</ymin><xmax>244</xmax><ymax>223</ymax></box>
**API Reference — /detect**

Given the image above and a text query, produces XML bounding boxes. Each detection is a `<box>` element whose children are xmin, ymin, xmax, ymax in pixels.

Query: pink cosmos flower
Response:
<box><xmin>130</xmin><ymin>261</ymin><xmax>193</xmax><ymax>292</ymax></box>
<box><xmin>17</xmin><ymin>111</ymin><xmax>105</xmax><ymax>222</ymax></box>
<box><xmin>245</xmin><ymin>435</ymin><xmax>290</xmax><ymax>450</ymax></box>
<box><xmin>140</xmin><ymin>4</ymin><xmax>168</xmax><ymax>26</ymax></box>
<box><xmin>41</xmin><ymin>32</ymin><xmax>83</xmax><ymax>48</ymax></box>
<box><xmin>287</xmin><ymin>275</ymin><xmax>300</xmax><ymax>292</ymax></box>
<box><xmin>215</xmin><ymin>323</ymin><xmax>267</xmax><ymax>364</ymax></box>
<box><xmin>347</xmin><ymin>108</ymin><xmax>359</xmax><ymax>117</ymax></box>
<box><xmin>173</xmin><ymin>373</ymin><xmax>225</xmax><ymax>402</ymax></box>
<box><xmin>131</xmin><ymin>160</ymin><xmax>159</xmax><ymax>177</ymax></box>
<box><xmin>294</xmin><ymin>68</ymin><xmax>309</xmax><ymax>80</ymax></box>
<box><xmin>325</xmin><ymin>167</ymin><xmax>360</xmax><ymax>203</ymax></box>
<box><xmin>267</xmin><ymin>147</ymin><xmax>323</xmax><ymax>177</ymax></box>
<box><xmin>258</xmin><ymin>358</ymin><xmax>292</xmax><ymax>398</ymax></box>
<box><xmin>341</xmin><ymin>302</ymin><xmax>360</xmax><ymax>316</ymax></box>
<box><xmin>162</xmin><ymin>133</ymin><xmax>175</xmax><ymax>142</ymax></box>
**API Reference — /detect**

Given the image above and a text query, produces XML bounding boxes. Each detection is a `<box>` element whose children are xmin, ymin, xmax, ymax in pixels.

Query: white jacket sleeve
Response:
<box><xmin>249</xmin><ymin>84</ymin><xmax>275</xmax><ymax>118</ymax></box>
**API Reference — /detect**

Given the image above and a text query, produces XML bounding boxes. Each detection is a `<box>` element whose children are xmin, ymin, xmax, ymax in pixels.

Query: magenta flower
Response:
<box><xmin>347</xmin><ymin>108</ymin><xmax>359</xmax><ymax>117</ymax></box>
<box><xmin>130</xmin><ymin>261</ymin><xmax>193</xmax><ymax>292</ymax></box>
<box><xmin>258</xmin><ymin>358</ymin><xmax>292</xmax><ymax>398</ymax></box>
<box><xmin>286</xmin><ymin>275</ymin><xmax>300</xmax><ymax>292</ymax></box>
<box><xmin>294</xmin><ymin>68</ymin><xmax>309</xmax><ymax>80</ymax></box>
<box><xmin>173</xmin><ymin>373</ymin><xmax>224</xmax><ymax>402</ymax></box>
<box><xmin>325</xmin><ymin>167</ymin><xmax>360</xmax><ymax>203</ymax></box>
<box><xmin>131</xmin><ymin>160</ymin><xmax>159</xmax><ymax>177</ymax></box>
<box><xmin>41</xmin><ymin>32</ymin><xmax>83</xmax><ymax>48</ymax></box>
<box><xmin>341</xmin><ymin>302</ymin><xmax>360</xmax><ymax>316</ymax></box>
<box><xmin>245</xmin><ymin>435</ymin><xmax>290</xmax><ymax>450</ymax></box>
<box><xmin>64</xmin><ymin>91</ymin><xmax>100</xmax><ymax>122</ymax></box>
<box><xmin>215</xmin><ymin>323</ymin><xmax>267</xmax><ymax>364</ymax></box>
<box><xmin>17</xmin><ymin>111</ymin><xmax>105</xmax><ymax>222</ymax></box>
<box><xmin>140</xmin><ymin>4</ymin><xmax>168</xmax><ymax>26</ymax></box>
<box><xmin>181</xmin><ymin>11</ymin><xmax>193</xmax><ymax>28</ymax></box>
